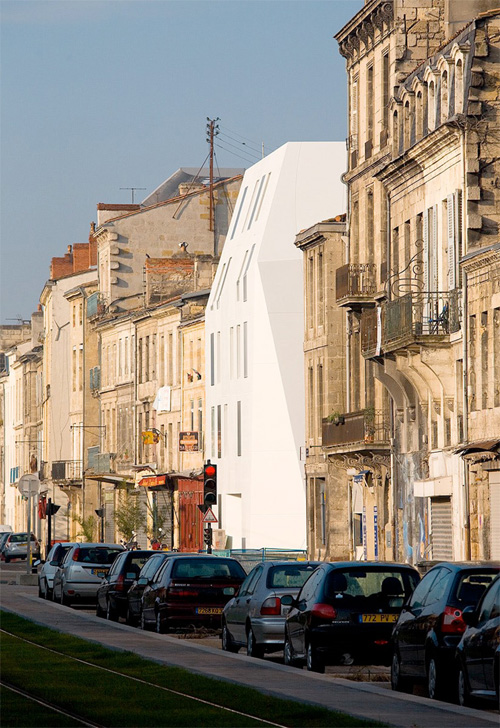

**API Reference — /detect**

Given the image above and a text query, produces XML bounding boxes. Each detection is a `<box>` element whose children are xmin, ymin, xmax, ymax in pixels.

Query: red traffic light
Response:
<box><xmin>204</xmin><ymin>464</ymin><xmax>216</xmax><ymax>477</ymax></box>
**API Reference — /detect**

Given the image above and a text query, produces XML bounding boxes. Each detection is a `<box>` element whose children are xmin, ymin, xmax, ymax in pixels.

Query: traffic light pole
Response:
<box><xmin>206</xmin><ymin>523</ymin><xmax>212</xmax><ymax>554</ymax></box>
<box><xmin>47</xmin><ymin>498</ymin><xmax>53</xmax><ymax>559</ymax></box>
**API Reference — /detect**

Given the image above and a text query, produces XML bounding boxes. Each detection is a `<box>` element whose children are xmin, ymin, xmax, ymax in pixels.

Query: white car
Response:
<box><xmin>3</xmin><ymin>532</ymin><xmax>40</xmax><ymax>563</ymax></box>
<box><xmin>52</xmin><ymin>543</ymin><xmax>124</xmax><ymax>606</ymax></box>
<box><xmin>38</xmin><ymin>542</ymin><xmax>79</xmax><ymax>599</ymax></box>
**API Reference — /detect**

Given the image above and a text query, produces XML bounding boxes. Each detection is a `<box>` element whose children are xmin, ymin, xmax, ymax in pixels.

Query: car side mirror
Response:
<box><xmin>280</xmin><ymin>594</ymin><xmax>295</xmax><ymax>607</ymax></box>
<box><xmin>461</xmin><ymin>605</ymin><xmax>478</xmax><ymax>627</ymax></box>
<box><xmin>298</xmin><ymin>599</ymin><xmax>308</xmax><ymax>612</ymax></box>
<box><xmin>50</xmin><ymin>560</ymin><xmax>59</xmax><ymax>566</ymax></box>
<box><xmin>138</xmin><ymin>577</ymin><xmax>148</xmax><ymax>585</ymax></box>
<box><xmin>33</xmin><ymin>559</ymin><xmax>42</xmax><ymax>567</ymax></box>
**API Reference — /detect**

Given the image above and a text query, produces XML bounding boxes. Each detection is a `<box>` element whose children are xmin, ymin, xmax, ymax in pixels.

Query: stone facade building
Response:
<box><xmin>327</xmin><ymin>0</ymin><xmax>500</xmax><ymax>564</ymax></box>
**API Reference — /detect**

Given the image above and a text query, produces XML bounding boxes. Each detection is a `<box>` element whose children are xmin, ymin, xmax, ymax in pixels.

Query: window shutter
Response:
<box><xmin>447</xmin><ymin>193</ymin><xmax>456</xmax><ymax>290</ymax></box>
<box><xmin>423</xmin><ymin>209</ymin><xmax>429</xmax><ymax>291</ymax></box>
<box><xmin>455</xmin><ymin>189</ymin><xmax>463</xmax><ymax>286</ymax></box>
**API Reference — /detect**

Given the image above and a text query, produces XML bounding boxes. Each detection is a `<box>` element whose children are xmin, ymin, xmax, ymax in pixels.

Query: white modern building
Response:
<box><xmin>205</xmin><ymin>142</ymin><xmax>346</xmax><ymax>550</ymax></box>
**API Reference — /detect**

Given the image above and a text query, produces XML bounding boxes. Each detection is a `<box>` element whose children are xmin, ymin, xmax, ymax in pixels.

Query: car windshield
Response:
<box><xmin>324</xmin><ymin>568</ymin><xmax>419</xmax><ymax>609</ymax></box>
<box><xmin>455</xmin><ymin>571</ymin><xmax>499</xmax><ymax>606</ymax></box>
<box><xmin>267</xmin><ymin>564</ymin><xmax>318</xmax><ymax>589</ymax></box>
<box><xmin>171</xmin><ymin>558</ymin><xmax>245</xmax><ymax>579</ymax></box>
<box><xmin>76</xmin><ymin>547</ymin><xmax>122</xmax><ymax>564</ymax></box>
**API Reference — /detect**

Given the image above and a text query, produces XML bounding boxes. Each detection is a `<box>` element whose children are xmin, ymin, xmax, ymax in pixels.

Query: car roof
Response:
<box><xmin>70</xmin><ymin>543</ymin><xmax>125</xmax><ymax>548</ymax></box>
<box><xmin>323</xmin><ymin>561</ymin><xmax>419</xmax><ymax>570</ymax></box>
<box><xmin>425</xmin><ymin>561</ymin><xmax>500</xmax><ymax>573</ymax></box>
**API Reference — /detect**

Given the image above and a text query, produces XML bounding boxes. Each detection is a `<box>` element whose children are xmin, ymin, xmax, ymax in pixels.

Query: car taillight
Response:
<box><xmin>167</xmin><ymin>587</ymin><xmax>199</xmax><ymax>597</ymax></box>
<box><xmin>311</xmin><ymin>603</ymin><xmax>337</xmax><ymax>620</ymax></box>
<box><xmin>72</xmin><ymin>548</ymin><xmax>80</xmax><ymax>561</ymax></box>
<box><xmin>115</xmin><ymin>574</ymin><xmax>125</xmax><ymax>592</ymax></box>
<box><xmin>441</xmin><ymin>605</ymin><xmax>466</xmax><ymax>634</ymax></box>
<box><xmin>260</xmin><ymin>597</ymin><xmax>281</xmax><ymax>616</ymax></box>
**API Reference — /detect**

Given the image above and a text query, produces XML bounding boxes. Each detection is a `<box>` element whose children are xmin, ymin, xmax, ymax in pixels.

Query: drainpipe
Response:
<box><xmin>462</xmin><ymin>269</ymin><xmax>471</xmax><ymax>560</ymax></box>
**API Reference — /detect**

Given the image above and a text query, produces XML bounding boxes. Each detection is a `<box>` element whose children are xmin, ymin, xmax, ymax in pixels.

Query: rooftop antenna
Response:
<box><xmin>120</xmin><ymin>187</ymin><xmax>146</xmax><ymax>204</ymax></box>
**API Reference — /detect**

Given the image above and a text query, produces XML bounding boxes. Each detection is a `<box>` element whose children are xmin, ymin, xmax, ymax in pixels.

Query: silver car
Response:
<box><xmin>3</xmin><ymin>532</ymin><xmax>41</xmax><ymax>563</ymax></box>
<box><xmin>38</xmin><ymin>542</ymin><xmax>79</xmax><ymax>599</ymax></box>
<box><xmin>52</xmin><ymin>543</ymin><xmax>124</xmax><ymax>606</ymax></box>
<box><xmin>222</xmin><ymin>560</ymin><xmax>320</xmax><ymax>657</ymax></box>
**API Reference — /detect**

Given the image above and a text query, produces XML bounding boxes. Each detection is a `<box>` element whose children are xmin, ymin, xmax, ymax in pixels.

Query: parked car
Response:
<box><xmin>222</xmin><ymin>560</ymin><xmax>320</xmax><ymax>656</ymax></box>
<box><xmin>96</xmin><ymin>550</ymin><xmax>156</xmax><ymax>621</ymax></box>
<box><xmin>141</xmin><ymin>554</ymin><xmax>247</xmax><ymax>633</ymax></box>
<box><xmin>38</xmin><ymin>542</ymin><xmax>79</xmax><ymax>599</ymax></box>
<box><xmin>3</xmin><ymin>532</ymin><xmax>41</xmax><ymax>563</ymax></box>
<box><xmin>0</xmin><ymin>532</ymin><xmax>11</xmax><ymax>560</ymax></box>
<box><xmin>52</xmin><ymin>543</ymin><xmax>124</xmax><ymax>606</ymax></box>
<box><xmin>391</xmin><ymin>561</ymin><xmax>500</xmax><ymax>700</ymax></box>
<box><xmin>126</xmin><ymin>552</ymin><xmax>189</xmax><ymax>627</ymax></box>
<box><xmin>456</xmin><ymin>574</ymin><xmax>500</xmax><ymax>708</ymax></box>
<box><xmin>283</xmin><ymin>561</ymin><xmax>420</xmax><ymax>673</ymax></box>
<box><xmin>0</xmin><ymin>524</ymin><xmax>13</xmax><ymax>534</ymax></box>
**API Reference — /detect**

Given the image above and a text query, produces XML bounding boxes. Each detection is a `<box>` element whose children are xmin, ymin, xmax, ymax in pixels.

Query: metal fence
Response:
<box><xmin>213</xmin><ymin>548</ymin><xmax>308</xmax><ymax>573</ymax></box>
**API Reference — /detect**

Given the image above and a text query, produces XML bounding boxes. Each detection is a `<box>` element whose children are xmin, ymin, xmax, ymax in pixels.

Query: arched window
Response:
<box><xmin>455</xmin><ymin>59</ymin><xmax>463</xmax><ymax>113</ymax></box>
<box><xmin>428</xmin><ymin>80</ymin><xmax>435</xmax><ymax>130</ymax></box>
<box><xmin>441</xmin><ymin>70</ymin><xmax>448</xmax><ymax>122</ymax></box>
<box><xmin>416</xmin><ymin>91</ymin><xmax>423</xmax><ymax>139</ymax></box>
<box><xmin>404</xmin><ymin>100</ymin><xmax>411</xmax><ymax>149</ymax></box>
<box><xmin>393</xmin><ymin>111</ymin><xmax>399</xmax><ymax>155</ymax></box>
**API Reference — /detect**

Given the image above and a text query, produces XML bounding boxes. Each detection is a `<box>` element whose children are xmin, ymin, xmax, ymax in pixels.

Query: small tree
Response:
<box><xmin>114</xmin><ymin>491</ymin><xmax>146</xmax><ymax>542</ymax></box>
<box><xmin>72</xmin><ymin>514</ymin><xmax>97</xmax><ymax>542</ymax></box>
<box><xmin>146</xmin><ymin>499</ymin><xmax>170</xmax><ymax>541</ymax></box>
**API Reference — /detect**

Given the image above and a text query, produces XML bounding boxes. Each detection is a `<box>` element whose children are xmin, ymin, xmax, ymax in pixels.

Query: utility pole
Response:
<box><xmin>206</xmin><ymin>118</ymin><xmax>220</xmax><ymax>251</ymax></box>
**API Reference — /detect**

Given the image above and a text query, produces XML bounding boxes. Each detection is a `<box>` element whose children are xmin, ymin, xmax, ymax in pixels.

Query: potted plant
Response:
<box><xmin>327</xmin><ymin>411</ymin><xmax>345</xmax><ymax>426</ymax></box>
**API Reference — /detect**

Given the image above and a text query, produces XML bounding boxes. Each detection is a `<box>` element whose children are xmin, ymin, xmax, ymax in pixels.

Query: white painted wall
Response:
<box><xmin>205</xmin><ymin>142</ymin><xmax>346</xmax><ymax>549</ymax></box>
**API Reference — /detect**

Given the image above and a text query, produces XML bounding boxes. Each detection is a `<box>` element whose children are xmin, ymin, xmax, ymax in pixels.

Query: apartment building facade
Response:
<box><xmin>330</xmin><ymin>0</ymin><xmax>500</xmax><ymax>563</ymax></box>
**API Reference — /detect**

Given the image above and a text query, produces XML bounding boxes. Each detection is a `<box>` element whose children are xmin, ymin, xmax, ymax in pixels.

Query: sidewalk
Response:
<box><xmin>1</xmin><ymin>581</ymin><xmax>497</xmax><ymax>728</ymax></box>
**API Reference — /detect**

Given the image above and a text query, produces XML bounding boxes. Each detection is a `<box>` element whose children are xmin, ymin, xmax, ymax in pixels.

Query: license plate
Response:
<box><xmin>196</xmin><ymin>607</ymin><xmax>222</xmax><ymax>615</ymax></box>
<box><xmin>91</xmin><ymin>568</ymin><xmax>108</xmax><ymax>578</ymax></box>
<box><xmin>361</xmin><ymin>614</ymin><xmax>398</xmax><ymax>623</ymax></box>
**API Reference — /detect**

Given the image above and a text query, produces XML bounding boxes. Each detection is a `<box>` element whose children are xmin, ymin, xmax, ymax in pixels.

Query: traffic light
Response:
<box><xmin>95</xmin><ymin>508</ymin><xmax>104</xmax><ymax>518</ymax></box>
<box><xmin>203</xmin><ymin>527</ymin><xmax>212</xmax><ymax>547</ymax></box>
<box><xmin>203</xmin><ymin>461</ymin><xmax>217</xmax><ymax>508</ymax></box>
<box><xmin>46</xmin><ymin>502</ymin><xmax>60</xmax><ymax>516</ymax></box>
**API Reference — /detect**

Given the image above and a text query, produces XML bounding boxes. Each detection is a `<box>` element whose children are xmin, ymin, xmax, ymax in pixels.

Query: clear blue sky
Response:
<box><xmin>1</xmin><ymin>0</ymin><xmax>362</xmax><ymax>324</ymax></box>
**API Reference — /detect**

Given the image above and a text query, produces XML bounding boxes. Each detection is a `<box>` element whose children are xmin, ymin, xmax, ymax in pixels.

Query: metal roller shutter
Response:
<box><xmin>430</xmin><ymin>497</ymin><xmax>453</xmax><ymax>560</ymax></box>
<box><xmin>489</xmin><ymin>476</ymin><xmax>500</xmax><ymax>559</ymax></box>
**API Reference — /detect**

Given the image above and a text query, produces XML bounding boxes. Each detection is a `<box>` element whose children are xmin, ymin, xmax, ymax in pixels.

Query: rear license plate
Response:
<box><xmin>17</xmin><ymin>543</ymin><xmax>27</xmax><ymax>548</ymax></box>
<box><xmin>196</xmin><ymin>607</ymin><xmax>223</xmax><ymax>615</ymax></box>
<box><xmin>91</xmin><ymin>568</ymin><xmax>108</xmax><ymax>578</ymax></box>
<box><xmin>361</xmin><ymin>614</ymin><xmax>398</xmax><ymax>623</ymax></box>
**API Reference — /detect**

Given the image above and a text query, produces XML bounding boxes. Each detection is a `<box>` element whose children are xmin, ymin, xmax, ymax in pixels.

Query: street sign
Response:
<box><xmin>17</xmin><ymin>474</ymin><xmax>40</xmax><ymax>498</ymax></box>
<box><xmin>202</xmin><ymin>507</ymin><xmax>218</xmax><ymax>524</ymax></box>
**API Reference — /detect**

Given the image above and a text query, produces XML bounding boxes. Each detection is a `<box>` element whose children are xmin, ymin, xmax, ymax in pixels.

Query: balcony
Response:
<box><xmin>322</xmin><ymin>410</ymin><xmax>390</xmax><ymax>451</ymax></box>
<box><xmin>87</xmin><ymin>448</ymin><xmax>113</xmax><ymax>473</ymax></box>
<box><xmin>51</xmin><ymin>460</ymin><xmax>82</xmax><ymax>482</ymax></box>
<box><xmin>361</xmin><ymin>290</ymin><xmax>461</xmax><ymax>358</ymax></box>
<box><xmin>336</xmin><ymin>263</ymin><xmax>378</xmax><ymax>309</ymax></box>
<box><xmin>86</xmin><ymin>292</ymin><xmax>107</xmax><ymax>319</ymax></box>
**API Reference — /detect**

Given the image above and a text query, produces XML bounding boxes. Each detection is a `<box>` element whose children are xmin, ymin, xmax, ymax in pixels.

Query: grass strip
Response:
<box><xmin>1</xmin><ymin>684</ymin><xmax>83</xmax><ymax>727</ymax></box>
<box><xmin>1</xmin><ymin>611</ymin><xmax>385</xmax><ymax>727</ymax></box>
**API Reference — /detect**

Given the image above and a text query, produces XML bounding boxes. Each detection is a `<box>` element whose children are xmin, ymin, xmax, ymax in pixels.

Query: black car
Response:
<box><xmin>96</xmin><ymin>550</ymin><xmax>156</xmax><ymax>621</ymax></box>
<box><xmin>126</xmin><ymin>552</ymin><xmax>183</xmax><ymax>626</ymax></box>
<box><xmin>391</xmin><ymin>561</ymin><xmax>499</xmax><ymax>700</ymax></box>
<box><xmin>141</xmin><ymin>554</ymin><xmax>247</xmax><ymax>633</ymax></box>
<box><xmin>456</xmin><ymin>574</ymin><xmax>500</xmax><ymax>708</ymax></box>
<box><xmin>283</xmin><ymin>561</ymin><xmax>419</xmax><ymax>673</ymax></box>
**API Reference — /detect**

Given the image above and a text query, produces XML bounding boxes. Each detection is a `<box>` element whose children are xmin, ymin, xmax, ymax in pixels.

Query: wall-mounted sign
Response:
<box><xmin>179</xmin><ymin>431</ymin><xmax>199</xmax><ymax>452</ymax></box>
<box><xmin>142</xmin><ymin>430</ymin><xmax>160</xmax><ymax>445</ymax></box>
<box><xmin>139</xmin><ymin>475</ymin><xmax>167</xmax><ymax>487</ymax></box>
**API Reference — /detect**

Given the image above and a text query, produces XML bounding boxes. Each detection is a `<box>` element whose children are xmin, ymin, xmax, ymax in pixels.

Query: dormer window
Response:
<box><xmin>441</xmin><ymin>70</ymin><xmax>449</xmax><ymax>122</ymax></box>
<box><xmin>455</xmin><ymin>59</ymin><xmax>464</xmax><ymax>113</ymax></box>
<box><xmin>404</xmin><ymin>100</ymin><xmax>411</xmax><ymax>149</ymax></box>
<box><xmin>392</xmin><ymin>110</ymin><xmax>400</xmax><ymax>155</ymax></box>
<box><xmin>428</xmin><ymin>80</ymin><xmax>436</xmax><ymax>130</ymax></box>
<box><xmin>416</xmin><ymin>91</ymin><xmax>423</xmax><ymax>139</ymax></box>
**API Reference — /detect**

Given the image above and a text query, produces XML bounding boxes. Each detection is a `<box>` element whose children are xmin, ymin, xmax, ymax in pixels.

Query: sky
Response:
<box><xmin>1</xmin><ymin>0</ymin><xmax>362</xmax><ymax>324</ymax></box>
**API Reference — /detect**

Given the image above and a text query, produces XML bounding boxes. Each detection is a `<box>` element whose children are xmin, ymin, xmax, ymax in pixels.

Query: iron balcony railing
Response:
<box><xmin>361</xmin><ymin>290</ymin><xmax>462</xmax><ymax>357</ymax></box>
<box><xmin>336</xmin><ymin>263</ymin><xmax>377</xmax><ymax>304</ymax></box>
<box><xmin>51</xmin><ymin>460</ymin><xmax>82</xmax><ymax>481</ymax></box>
<box><xmin>322</xmin><ymin>410</ymin><xmax>390</xmax><ymax>449</ymax></box>
<box><xmin>86</xmin><ymin>292</ymin><xmax>107</xmax><ymax>318</ymax></box>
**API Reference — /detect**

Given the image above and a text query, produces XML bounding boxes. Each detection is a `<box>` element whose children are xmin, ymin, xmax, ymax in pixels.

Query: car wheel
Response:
<box><xmin>60</xmin><ymin>589</ymin><xmax>70</xmax><ymax>607</ymax></box>
<box><xmin>4</xmin><ymin>556</ymin><xmax>10</xmax><ymax>563</ymax></box>
<box><xmin>125</xmin><ymin>606</ymin><xmax>136</xmax><ymax>627</ymax></box>
<box><xmin>106</xmin><ymin>600</ymin><xmax>118</xmax><ymax>622</ymax></box>
<box><xmin>52</xmin><ymin>586</ymin><xmax>58</xmax><ymax>602</ymax></box>
<box><xmin>221</xmin><ymin>621</ymin><xmax>239</xmax><ymax>653</ymax></box>
<box><xmin>140</xmin><ymin>610</ymin><xmax>147</xmax><ymax>631</ymax></box>
<box><xmin>284</xmin><ymin>632</ymin><xmax>299</xmax><ymax>668</ymax></box>
<box><xmin>457</xmin><ymin>665</ymin><xmax>471</xmax><ymax>707</ymax></box>
<box><xmin>391</xmin><ymin>650</ymin><xmax>412</xmax><ymax>692</ymax></box>
<box><xmin>427</xmin><ymin>656</ymin><xmax>449</xmax><ymax>700</ymax></box>
<box><xmin>96</xmin><ymin>601</ymin><xmax>105</xmax><ymax>618</ymax></box>
<box><xmin>155</xmin><ymin>611</ymin><xmax>164</xmax><ymax>634</ymax></box>
<box><xmin>306</xmin><ymin>642</ymin><xmax>325</xmax><ymax>674</ymax></box>
<box><xmin>38</xmin><ymin>580</ymin><xmax>44</xmax><ymax>599</ymax></box>
<box><xmin>246</xmin><ymin>626</ymin><xmax>264</xmax><ymax>658</ymax></box>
